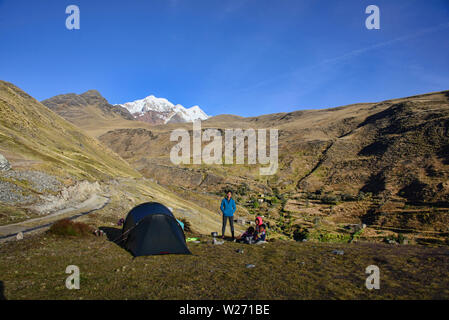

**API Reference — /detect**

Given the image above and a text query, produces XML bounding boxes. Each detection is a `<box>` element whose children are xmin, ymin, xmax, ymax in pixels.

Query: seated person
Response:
<box><xmin>255</xmin><ymin>216</ymin><xmax>263</xmax><ymax>233</ymax></box>
<box><xmin>237</xmin><ymin>226</ymin><xmax>255</xmax><ymax>244</ymax></box>
<box><xmin>253</xmin><ymin>224</ymin><xmax>267</xmax><ymax>243</ymax></box>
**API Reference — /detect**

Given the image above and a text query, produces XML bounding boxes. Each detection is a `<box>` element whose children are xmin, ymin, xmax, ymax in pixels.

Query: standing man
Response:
<box><xmin>220</xmin><ymin>190</ymin><xmax>236</xmax><ymax>240</ymax></box>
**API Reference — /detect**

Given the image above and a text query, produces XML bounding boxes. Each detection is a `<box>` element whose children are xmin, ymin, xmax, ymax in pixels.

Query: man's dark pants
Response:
<box><xmin>222</xmin><ymin>215</ymin><xmax>234</xmax><ymax>238</ymax></box>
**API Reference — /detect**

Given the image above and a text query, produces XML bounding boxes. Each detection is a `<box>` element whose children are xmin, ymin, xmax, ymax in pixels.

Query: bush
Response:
<box><xmin>357</xmin><ymin>191</ymin><xmax>373</xmax><ymax>201</ymax></box>
<box><xmin>309</xmin><ymin>230</ymin><xmax>351</xmax><ymax>243</ymax></box>
<box><xmin>252</xmin><ymin>200</ymin><xmax>260</xmax><ymax>208</ymax></box>
<box><xmin>321</xmin><ymin>194</ymin><xmax>340</xmax><ymax>205</ymax></box>
<box><xmin>341</xmin><ymin>193</ymin><xmax>356</xmax><ymax>202</ymax></box>
<box><xmin>397</xmin><ymin>233</ymin><xmax>406</xmax><ymax>244</ymax></box>
<box><xmin>236</xmin><ymin>183</ymin><xmax>249</xmax><ymax>196</ymax></box>
<box><xmin>293</xmin><ymin>227</ymin><xmax>309</xmax><ymax>241</ymax></box>
<box><xmin>48</xmin><ymin>219</ymin><xmax>93</xmax><ymax>237</ymax></box>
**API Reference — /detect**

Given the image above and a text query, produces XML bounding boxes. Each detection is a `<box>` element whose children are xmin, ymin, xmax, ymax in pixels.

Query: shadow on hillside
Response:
<box><xmin>437</xmin><ymin>144</ymin><xmax>449</xmax><ymax>165</ymax></box>
<box><xmin>99</xmin><ymin>227</ymin><xmax>125</xmax><ymax>247</ymax></box>
<box><xmin>358</xmin><ymin>140</ymin><xmax>390</xmax><ymax>156</ymax></box>
<box><xmin>0</xmin><ymin>281</ymin><xmax>6</xmax><ymax>300</ymax></box>
<box><xmin>360</xmin><ymin>207</ymin><xmax>380</xmax><ymax>226</ymax></box>
<box><xmin>444</xmin><ymin>91</ymin><xmax>449</xmax><ymax>101</ymax></box>
<box><xmin>360</xmin><ymin>172</ymin><xmax>386</xmax><ymax>194</ymax></box>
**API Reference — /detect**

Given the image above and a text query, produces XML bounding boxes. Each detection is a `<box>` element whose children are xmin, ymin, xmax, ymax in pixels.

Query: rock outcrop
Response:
<box><xmin>0</xmin><ymin>153</ymin><xmax>11</xmax><ymax>171</ymax></box>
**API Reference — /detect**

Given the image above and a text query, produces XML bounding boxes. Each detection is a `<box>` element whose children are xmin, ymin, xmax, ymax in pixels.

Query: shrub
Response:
<box><xmin>48</xmin><ymin>219</ymin><xmax>93</xmax><ymax>237</ymax></box>
<box><xmin>341</xmin><ymin>193</ymin><xmax>356</xmax><ymax>202</ymax></box>
<box><xmin>252</xmin><ymin>200</ymin><xmax>260</xmax><ymax>208</ymax></box>
<box><xmin>293</xmin><ymin>227</ymin><xmax>309</xmax><ymax>241</ymax></box>
<box><xmin>357</xmin><ymin>191</ymin><xmax>373</xmax><ymax>201</ymax></box>
<box><xmin>236</xmin><ymin>183</ymin><xmax>249</xmax><ymax>196</ymax></box>
<box><xmin>321</xmin><ymin>194</ymin><xmax>340</xmax><ymax>205</ymax></box>
<box><xmin>309</xmin><ymin>230</ymin><xmax>351</xmax><ymax>243</ymax></box>
<box><xmin>397</xmin><ymin>233</ymin><xmax>406</xmax><ymax>244</ymax></box>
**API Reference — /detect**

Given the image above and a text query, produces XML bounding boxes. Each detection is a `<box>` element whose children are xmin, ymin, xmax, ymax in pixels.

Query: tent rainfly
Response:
<box><xmin>122</xmin><ymin>202</ymin><xmax>191</xmax><ymax>256</ymax></box>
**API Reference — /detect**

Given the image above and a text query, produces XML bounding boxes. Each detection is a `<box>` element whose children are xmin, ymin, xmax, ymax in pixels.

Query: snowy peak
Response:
<box><xmin>118</xmin><ymin>95</ymin><xmax>209</xmax><ymax>124</ymax></box>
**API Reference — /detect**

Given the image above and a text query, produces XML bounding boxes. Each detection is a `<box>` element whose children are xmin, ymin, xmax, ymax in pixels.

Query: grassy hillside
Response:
<box><xmin>33</xmin><ymin>85</ymin><xmax>449</xmax><ymax>244</ymax></box>
<box><xmin>0</xmin><ymin>81</ymin><xmax>230</xmax><ymax>234</ymax></box>
<box><xmin>0</xmin><ymin>81</ymin><xmax>139</xmax><ymax>180</ymax></box>
<box><xmin>95</xmin><ymin>90</ymin><xmax>449</xmax><ymax>244</ymax></box>
<box><xmin>0</xmin><ymin>83</ymin><xmax>448</xmax><ymax>300</ymax></box>
<box><xmin>1</xmin><ymin>229</ymin><xmax>448</xmax><ymax>299</ymax></box>
<box><xmin>41</xmin><ymin>90</ymin><xmax>154</xmax><ymax>138</ymax></box>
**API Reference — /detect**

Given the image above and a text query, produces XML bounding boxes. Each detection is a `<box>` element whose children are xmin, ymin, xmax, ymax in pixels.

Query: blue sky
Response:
<box><xmin>0</xmin><ymin>0</ymin><xmax>448</xmax><ymax>116</ymax></box>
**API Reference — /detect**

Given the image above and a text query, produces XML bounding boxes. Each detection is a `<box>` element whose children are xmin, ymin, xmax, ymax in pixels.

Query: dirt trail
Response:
<box><xmin>0</xmin><ymin>194</ymin><xmax>109</xmax><ymax>241</ymax></box>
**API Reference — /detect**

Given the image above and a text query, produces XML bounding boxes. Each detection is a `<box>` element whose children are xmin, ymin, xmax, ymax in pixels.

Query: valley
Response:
<box><xmin>1</xmin><ymin>80</ymin><xmax>448</xmax><ymax>300</ymax></box>
<box><xmin>96</xmin><ymin>90</ymin><xmax>449</xmax><ymax>246</ymax></box>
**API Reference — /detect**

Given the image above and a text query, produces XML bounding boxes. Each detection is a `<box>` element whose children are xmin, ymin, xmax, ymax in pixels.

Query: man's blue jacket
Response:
<box><xmin>220</xmin><ymin>198</ymin><xmax>236</xmax><ymax>217</ymax></box>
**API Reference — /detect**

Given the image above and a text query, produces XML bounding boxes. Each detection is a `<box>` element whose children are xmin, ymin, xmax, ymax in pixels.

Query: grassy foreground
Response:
<box><xmin>1</xmin><ymin>231</ymin><xmax>449</xmax><ymax>300</ymax></box>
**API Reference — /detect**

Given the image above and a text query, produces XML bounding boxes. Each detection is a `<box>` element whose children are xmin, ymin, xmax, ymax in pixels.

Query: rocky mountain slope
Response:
<box><xmin>0</xmin><ymin>81</ymin><xmax>229</xmax><ymax>234</ymax></box>
<box><xmin>98</xmin><ymin>90</ymin><xmax>449</xmax><ymax>244</ymax></box>
<box><xmin>41</xmin><ymin>90</ymin><xmax>135</xmax><ymax>124</ymax></box>
<box><xmin>18</xmin><ymin>80</ymin><xmax>449</xmax><ymax>244</ymax></box>
<box><xmin>1</xmin><ymin>81</ymin><xmax>138</xmax><ymax>181</ymax></box>
<box><xmin>118</xmin><ymin>94</ymin><xmax>209</xmax><ymax>124</ymax></box>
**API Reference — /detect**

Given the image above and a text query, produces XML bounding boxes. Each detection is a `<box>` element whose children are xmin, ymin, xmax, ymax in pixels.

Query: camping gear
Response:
<box><xmin>213</xmin><ymin>238</ymin><xmax>224</xmax><ymax>245</ymax></box>
<box><xmin>176</xmin><ymin>219</ymin><xmax>185</xmax><ymax>230</ymax></box>
<box><xmin>121</xmin><ymin>202</ymin><xmax>191</xmax><ymax>256</ymax></box>
<box><xmin>93</xmin><ymin>229</ymin><xmax>105</xmax><ymax>237</ymax></box>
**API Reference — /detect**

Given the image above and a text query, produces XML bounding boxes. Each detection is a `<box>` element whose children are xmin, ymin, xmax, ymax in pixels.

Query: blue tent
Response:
<box><xmin>122</xmin><ymin>202</ymin><xmax>191</xmax><ymax>256</ymax></box>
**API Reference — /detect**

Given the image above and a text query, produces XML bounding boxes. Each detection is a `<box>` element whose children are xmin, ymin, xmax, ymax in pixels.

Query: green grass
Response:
<box><xmin>0</xmin><ymin>203</ymin><xmax>36</xmax><ymax>225</ymax></box>
<box><xmin>1</xmin><ymin>232</ymin><xmax>449</xmax><ymax>300</ymax></box>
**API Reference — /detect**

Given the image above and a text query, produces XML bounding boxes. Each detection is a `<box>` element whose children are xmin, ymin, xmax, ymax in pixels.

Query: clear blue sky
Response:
<box><xmin>1</xmin><ymin>0</ymin><xmax>448</xmax><ymax>116</ymax></box>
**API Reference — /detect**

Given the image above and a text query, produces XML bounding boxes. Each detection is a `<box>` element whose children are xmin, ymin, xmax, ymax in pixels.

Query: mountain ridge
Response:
<box><xmin>98</xmin><ymin>89</ymin><xmax>449</xmax><ymax>244</ymax></box>
<box><xmin>118</xmin><ymin>94</ymin><xmax>209</xmax><ymax>124</ymax></box>
<box><xmin>42</xmin><ymin>90</ymin><xmax>135</xmax><ymax>123</ymax></box>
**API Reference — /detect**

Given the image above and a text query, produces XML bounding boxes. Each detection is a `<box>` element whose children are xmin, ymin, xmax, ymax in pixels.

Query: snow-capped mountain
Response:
<box><xmin>117</xmin><ymin>95</ymin><xmax>209</xmax><ymax>124</ymax></box>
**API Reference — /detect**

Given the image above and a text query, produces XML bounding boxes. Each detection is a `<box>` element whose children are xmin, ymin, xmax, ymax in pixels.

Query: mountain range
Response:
<box><xmin>42</xmin><ymin>91</ymin><xmax>209</xmax><ymax>126</ymax></box>
<box><xmin>118</xmin><ymin>95</ymin><xmax>209</xmax><ymax>124</ymax></box>
<box><xmin>2</xmin><ymin>80</ymin><xmax>449</xmax><ymax>300</ymax></box>
<box><xmin>2</xmin><ymin>80</ymin><xmax>449</xmax><ymax>245</ymax></box>
<box><xmin>0</xmin><ymin>81</ymin><xmax>225</xmax><ymax>234</ymax></box>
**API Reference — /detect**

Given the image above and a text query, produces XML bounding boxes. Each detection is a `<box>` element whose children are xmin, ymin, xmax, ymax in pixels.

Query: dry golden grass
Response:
<box><xmin>1</xmin><ymin>231</ymin><xmax>448</xmax><ymax>299</ymax></box>
<box><xmin>0</xmin><ymin>80</ymin><xmax>139</xmax><ymax>181</ymax></box>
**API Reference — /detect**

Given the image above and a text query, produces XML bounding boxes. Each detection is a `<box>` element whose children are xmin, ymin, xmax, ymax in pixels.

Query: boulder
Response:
<box><xmin>0</xmin><ymin>153</ymin><xmax>11</xmax><ymax>171</ymax></box>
